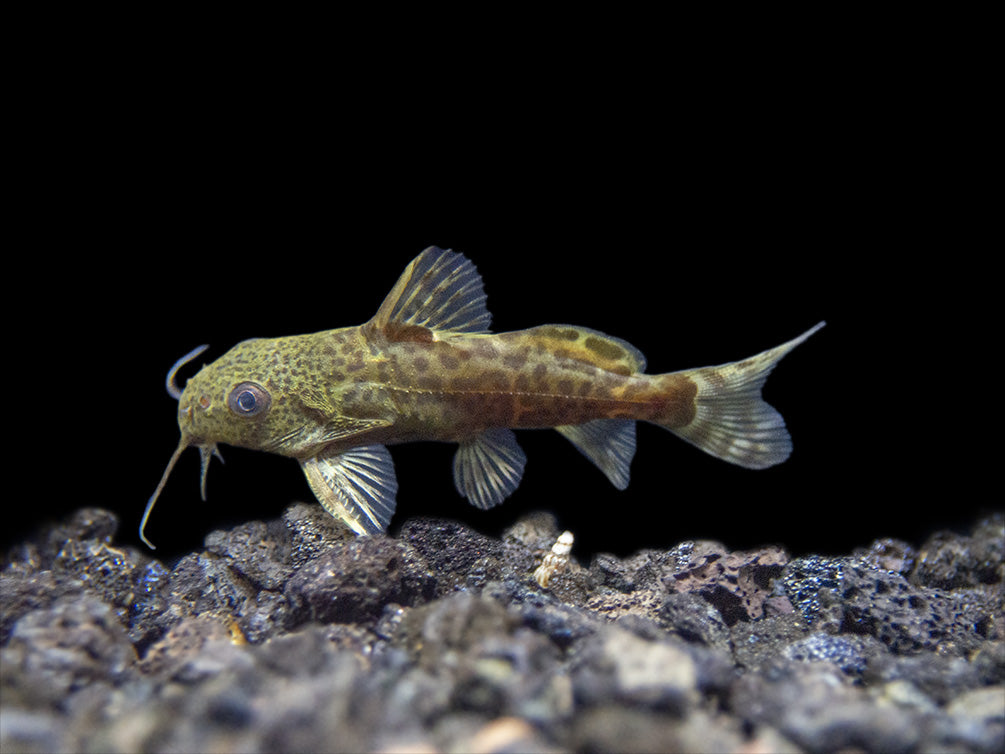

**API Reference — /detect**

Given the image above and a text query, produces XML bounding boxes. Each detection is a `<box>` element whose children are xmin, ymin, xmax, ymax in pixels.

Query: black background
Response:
<box><xmin>9</xmin><ymin>38</ymin><xmax>997</xmax><ymax>566</ymax></box>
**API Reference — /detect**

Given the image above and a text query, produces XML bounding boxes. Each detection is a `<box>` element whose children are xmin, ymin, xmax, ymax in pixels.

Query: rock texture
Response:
<box><xmin>2</xmin><ymin>505</ymin><xmax>1002</xmax><ymax>753</ymax></box>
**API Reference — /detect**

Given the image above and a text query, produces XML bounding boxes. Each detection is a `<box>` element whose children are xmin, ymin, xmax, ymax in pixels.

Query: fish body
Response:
<box><xmin>143</xmin><ymin>247</ymin><xmax>823</xmax><ymax>545</ymax></box>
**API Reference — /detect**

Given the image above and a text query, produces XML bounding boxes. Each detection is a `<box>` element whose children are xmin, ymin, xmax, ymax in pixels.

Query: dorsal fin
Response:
<box><xmin>370</xmin><ymin>247</ymin><xmax>492</xmax><ymax>337</ymax></box>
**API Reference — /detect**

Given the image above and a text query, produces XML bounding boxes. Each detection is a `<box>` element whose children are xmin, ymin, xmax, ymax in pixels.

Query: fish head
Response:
<box><xmin>141</xmin><ymin>337</ymin><xmax>311</xmax><ymax>548</ymax></box>
<box><xmin>175</xmin><ymin>339</ymin><xmax>283</xmax><ymax>452</ymax></box>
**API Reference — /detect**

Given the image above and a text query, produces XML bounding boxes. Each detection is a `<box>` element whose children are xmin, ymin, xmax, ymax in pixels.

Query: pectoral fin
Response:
<box><xmin>453</xmin><ymin>428</ymin><xmax>527</xmax><ymax>510</ymax></box>
<box><xmin>555</xmin><ymin>419</ymin><xmax>636</xmax><ymax>490</ymax></box>
<box><xmin>300</xmin><ymin>445</ymin><xmax>399</xmax><ymax>535</ymax></box>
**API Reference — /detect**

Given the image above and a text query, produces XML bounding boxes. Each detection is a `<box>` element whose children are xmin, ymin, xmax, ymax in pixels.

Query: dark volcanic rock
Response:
<box><xmin>285</xmin><ymin>535</ymin><xmax>436</xmax><ymax>624</ymax></box>
<box><xmin>664</xmin><ymin>542</ymin><xmax>789</xmax><ymax>624</ymax></box>
<box><xmin>658</xmin><ymin>591</ymin><xmax>733</xmax><ymax>653</ymax></box>
<box><xmin>731</xmin><ymin>661</ymin><xmax>924</xmax><ymax>753</ymax></box>
<box><xmin>2</xmin><ymin>506</ymin><xmax>1002</xmax><ymax>753</ymax></box>
<box><xmin>913</xmin><ymin>515</ymin><xmax>1005</xmax><ymax>590</ymax></box>
<box><xmin>4</xmin><ymin>594</ymin><xmax>137</xmax><ymax>705</ymax></box>
<box><xmin>398</xmin><ymin>517</ymin><xmax>512</xmax><ymax>594</ymax></box>
<box><xmin>781</xmin><ymin>552</ymin><xmax>999</xmax><ymax>655</ymax></box>
<box><xmin>1</xmin><ymin>508</ymin><xmax>171</xmax><ymax>648</ymax></box>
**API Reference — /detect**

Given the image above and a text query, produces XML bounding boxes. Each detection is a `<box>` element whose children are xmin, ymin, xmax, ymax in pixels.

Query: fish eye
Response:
<box><xmin>227</xmin><ymin>382</ymin><xmax>271</xmax><ymax>417</ymax></box>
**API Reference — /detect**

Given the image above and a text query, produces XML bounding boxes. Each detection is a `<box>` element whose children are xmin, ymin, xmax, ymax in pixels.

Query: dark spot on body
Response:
<box><xmin>585</xmin><ymin>335</ymin><xmax>626</xmax><ymax>362</ymax></box>
<box><xmin>471</xmin><ymin>341</ymin><xmax>500</xmax><ymax>360</ymax></box>
<box><xmin>552</xmin><ymin>348</ymin><xmax>573</xmax><ymax>362</ymax></box>
<box><xmin>543</xmin><ymin>326</ymin><xmax>580</xmax><ymax>341</ymax></box>
<box><xmin>386</xmin><ymin>323</ymin><xmax>434</xmax><ymax>343</ymax></box>
<box><xmin>658</xmin><ymin>375</ymin><xmax>698</xmax><ymax>427</ymax></box>
<box><xmin>416</xmin><ymin>375</ymin><xmax>444</xmax><ymax>392</ymax></box>
<box><xmin>483</xmin><ymin>369</ymin><xmax>509</xmax><ymax>390</ymax></box>
<box><xmin>503</xmin><ymin>351</ymin><xmax>528</xmax><ymax>370</ymax></box>
<box><xmin>438</xmin><ymin>352</ymin><xmax>460</xmax><ymax>370</ymax></box>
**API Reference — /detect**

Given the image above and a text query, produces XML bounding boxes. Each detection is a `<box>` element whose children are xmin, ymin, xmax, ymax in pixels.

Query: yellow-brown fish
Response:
<box><xmin>142</xmin><ymin>247</ymin><xmax>823</xmax><ymax>546</ymax></box>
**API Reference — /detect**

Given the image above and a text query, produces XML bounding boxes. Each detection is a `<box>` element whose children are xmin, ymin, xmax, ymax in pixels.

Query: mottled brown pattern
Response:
<box><xmin>437</xmin><ymin>352</ymin><xmax>460</xmax><ymax>370</ymax></box>
<box><xmin>352</xmin><ymin>325</ymin><xmax>687</xmax><ymax>442</ymax></box>
<box><xmin>146</xmin><ymin>247</ymin><xmax>821</xmax><ymax>547</ymax></box>
<box><xmin>584</xmin><ymin>335</ymin><xmax>625</xmax><ymax>361</ymax></box>
<box><xmin>653</xmin><ymin>374</ymin><xmax>698</xmax><ymax>428</ymax></box>
<box><xmin>384</xmin><ymin>322</ymin><xmax>435</xmax><ymax>343</ymax></box>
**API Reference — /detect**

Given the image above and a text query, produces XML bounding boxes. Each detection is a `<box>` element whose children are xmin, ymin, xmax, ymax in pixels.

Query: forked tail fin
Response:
<box><xmin>663</xmin><ymin>322</ymin><xmax>825</xmax><ymax>469</ymax></box>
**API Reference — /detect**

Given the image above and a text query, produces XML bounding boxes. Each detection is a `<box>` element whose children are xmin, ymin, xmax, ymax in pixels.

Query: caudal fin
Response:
<box><xmin>665</xmin><ymin>322</ymin><xmax>825</xmax><ymax>469</ymax></box>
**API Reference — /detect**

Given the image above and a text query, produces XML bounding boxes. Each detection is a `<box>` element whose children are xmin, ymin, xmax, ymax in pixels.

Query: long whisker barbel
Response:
<box><xmin>166</xmin><ymin>344</ymin><xmax>210</xmax><ymax>399</ymax></box>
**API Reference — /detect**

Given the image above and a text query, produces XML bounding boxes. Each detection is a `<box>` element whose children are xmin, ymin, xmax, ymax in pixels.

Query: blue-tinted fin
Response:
<box><xmin>453</xmin><ymin>428</ymin><xmax>527</xmax><ymax>510</ymax></box>
<box><xmin>370</xmin><ymin>246</ymin><xmax>492</xmax><ymax>336</ymax></box>
<box><xmin>555</xmin><ymin>419</ymin><xmax>636</xmax><ymax>490</ymax></box>
<box><xmin>300</xmin><ymin>445</ymin><xmax>398</xmax><ymax>535</ymax></box>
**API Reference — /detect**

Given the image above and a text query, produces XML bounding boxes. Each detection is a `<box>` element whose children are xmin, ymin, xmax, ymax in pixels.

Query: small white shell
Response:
<box><xmin>534</xmin><ymin>530</ymin><xmax>574</xmax><ymax>588</ymax></box>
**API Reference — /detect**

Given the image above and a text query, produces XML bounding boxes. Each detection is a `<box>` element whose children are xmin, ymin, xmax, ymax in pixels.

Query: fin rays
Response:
<box><xmin>667</xmin><ymin>322</ymin><xmax>824</xmax><ymax>469</ymax></box>
<box><xmin>453</xmin><ymin>428</ymin><xmax>527</xmax><ymax>510</ymax></box>
<box><xmin>300</xmin><ymin>445</ymin><xmax>398</xmax><ymax>535</ymax></box>
<box><xmin>556</xmin><ymin>419</ymin><xmax>636</xmax><ymax>489</ymax></box>
<box><xmin>146</xmin><ymin>243</ymin><xmax>823</xmax><ymax>547</ymax></box>
<box><xmin>372</xmin><ymin>246</ymin><xmax>491</xmax><ymax>335</ymax></box>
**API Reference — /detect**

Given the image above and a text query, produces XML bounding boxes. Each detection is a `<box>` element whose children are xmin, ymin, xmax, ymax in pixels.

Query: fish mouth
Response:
<box><xmin>139</xmin><ymin>436</ymin><xmax>223</xmax><ymax>549</ymax></box>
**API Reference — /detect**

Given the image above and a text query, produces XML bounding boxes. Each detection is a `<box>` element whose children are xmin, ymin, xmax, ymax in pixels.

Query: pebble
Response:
<box><xmin>1</xmin><ymin>507</ymin><xmax>1001</xmax><ymax>753</ymax></box>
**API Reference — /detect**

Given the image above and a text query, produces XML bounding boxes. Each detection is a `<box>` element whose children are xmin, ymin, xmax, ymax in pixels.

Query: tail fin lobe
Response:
<box><xmin>663</xmin><ymin>322</ymin><xmax>824</xmax><ymax>469</ymax></box>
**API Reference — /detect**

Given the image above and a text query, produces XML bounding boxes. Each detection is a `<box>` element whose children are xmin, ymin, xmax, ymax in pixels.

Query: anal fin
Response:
<box><xmin>300</xmin><ymin>445</ymin><xmax>398</xmax><ymax>535</ymax></box>
<box><xmin>453</xmin><ymin>428</ymin><xmax>527</xmax><ymax>510</ymax></box>
<box><xmin>556</xmin><ymin>419</ymin><xmax>636</xmax><ymax>490</ymax></box>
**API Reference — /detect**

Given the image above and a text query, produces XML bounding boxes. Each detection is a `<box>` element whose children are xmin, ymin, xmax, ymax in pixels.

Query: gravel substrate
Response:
<box><xmin>2</xmin><ymin>505</ymin><xmax>1002</xmax><ymax>753</ymax></box>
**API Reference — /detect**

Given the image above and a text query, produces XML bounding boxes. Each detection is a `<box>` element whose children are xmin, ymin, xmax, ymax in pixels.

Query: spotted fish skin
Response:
<box><xmin>344</xmin><ymin>326</ymin><xmax>697</xmax><ymax>442</ymax></box>
<box><xmin>142</xmin><ymin>247</ymin><xmax>823</xmax><ymax>544</ymax></box>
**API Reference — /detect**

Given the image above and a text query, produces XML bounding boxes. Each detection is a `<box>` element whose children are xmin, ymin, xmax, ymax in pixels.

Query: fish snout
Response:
<box><xmin>176</xmin><ymin>387</ymin><xmax>217</xmax><ymax>441</ymax></box>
